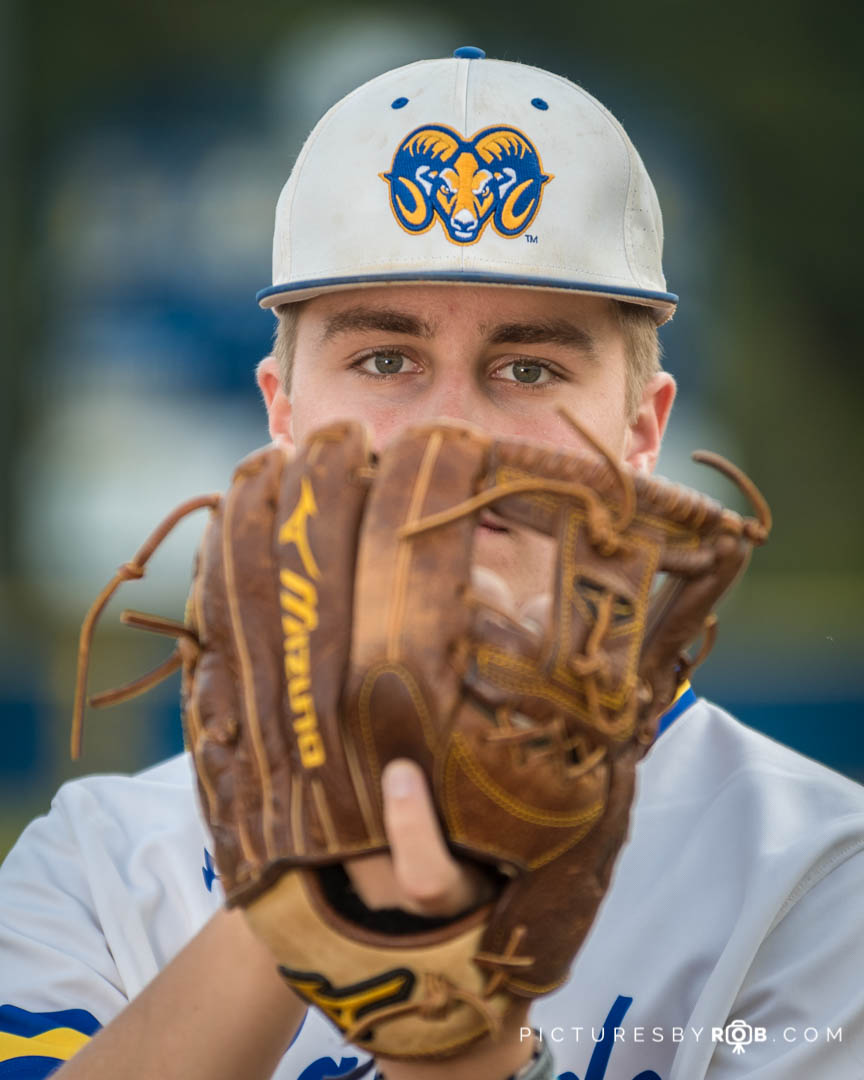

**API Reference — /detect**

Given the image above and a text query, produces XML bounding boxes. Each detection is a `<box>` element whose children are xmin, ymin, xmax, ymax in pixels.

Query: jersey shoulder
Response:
<box><xmin>46</xmin><ymin>751</ymin><xmax>202</xmax><ymax>842</ymax></box>
<box><xmin>645</xmin><ymin>695</ymin><xmax>864</xmax><ymax>817</ymax></box>
<box><xmin>637</xmin><ymin>695</ymin><xmax>864</xmax><ymax>906</ymax></box>
<box><xmin>0</xmin><ymin>752</ymin><xmax>217</xmax><ymax>1006</ymax></box>
<box><xmin>0</xmin><ymin>754</ymin><xmax>219</xmax><ymax>1075</ymax></box>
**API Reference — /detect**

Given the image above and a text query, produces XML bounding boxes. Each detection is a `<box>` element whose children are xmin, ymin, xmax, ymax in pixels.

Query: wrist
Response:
<box><xmin>371</xmin><ymin>1007</ymin><xmax>542</xmax><ymax>1080</ymax></box>
<box><xmin>509</xmin><ymin>1033</ymin><xmax>554</xmax><ymax>1080</ymax></box>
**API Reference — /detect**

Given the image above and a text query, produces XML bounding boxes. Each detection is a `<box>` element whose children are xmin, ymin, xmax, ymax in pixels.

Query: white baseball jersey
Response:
<box><xmin>2</xmin><ymin>692</ymin><xmax>864</xmax><ymax>1079</ymax></box>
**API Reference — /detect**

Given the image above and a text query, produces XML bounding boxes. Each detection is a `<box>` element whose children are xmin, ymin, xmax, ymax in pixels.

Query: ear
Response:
<box><xmin>256</xmin><ymin>355</ymin><xmax>294</xmax><ymax>448</ymax></box>
<box><xmin>623</xmin><ymin>372</ymin><xmax>676</xmax><ymax>473</ymax></box>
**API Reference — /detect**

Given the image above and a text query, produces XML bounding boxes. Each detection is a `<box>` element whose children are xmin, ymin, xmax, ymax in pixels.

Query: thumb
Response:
<box><xmin>382</xmin><ymin>759</ymin><xmax>490</xmax><ymax>917</ymax></box>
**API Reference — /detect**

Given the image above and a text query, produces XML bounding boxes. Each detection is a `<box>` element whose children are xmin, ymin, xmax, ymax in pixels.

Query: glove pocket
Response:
<box><xmin>440</xmin><ymin>700</ymin><xmax>610</xmax><ymax>872</ymax></box>
<box><xmin>244</xmin><ymin>867</ymin><xmax>513</xmax><ymax>1059</ymax></box>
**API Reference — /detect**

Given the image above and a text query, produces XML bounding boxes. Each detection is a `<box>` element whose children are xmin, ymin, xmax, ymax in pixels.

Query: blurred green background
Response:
<box><xmin>1</xmin><ymin>0</ymin><xmax>862</xmax><ymax>859</ymax></box>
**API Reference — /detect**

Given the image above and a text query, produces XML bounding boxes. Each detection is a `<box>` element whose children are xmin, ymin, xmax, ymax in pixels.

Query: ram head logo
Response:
<box><xmin>381</xmin><ymin>124</ymin><xmax>552</xmax><ymax>244</ymax></box>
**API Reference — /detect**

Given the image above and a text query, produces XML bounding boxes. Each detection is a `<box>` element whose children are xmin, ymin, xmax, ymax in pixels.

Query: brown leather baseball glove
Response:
<box><xmin>72</xmin><ymin>416</ymin><xmax>770</xmax><ymax>1060</ymax></box>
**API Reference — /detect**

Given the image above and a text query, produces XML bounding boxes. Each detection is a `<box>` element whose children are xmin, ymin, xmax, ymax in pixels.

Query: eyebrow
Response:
<box><xmin>319</xmin><ymin>306</ymin><xmax>600</xmax><ymax>364</ymax></box>
<box><xmin>320</xmin><ymin>307</ymin><xmax>437</xmax><ymax>342</ymax></box>
<box><xmin>483</xmin><ymin>318</ymin><xmax>599</xmax><ymax>362</ymax></box>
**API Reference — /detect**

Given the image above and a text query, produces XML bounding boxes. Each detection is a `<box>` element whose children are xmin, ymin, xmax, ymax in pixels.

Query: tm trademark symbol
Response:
<box><xmin>525</xmin><ymin>234</ymin><xmax>538</xmax><ymax>244</ymax></box>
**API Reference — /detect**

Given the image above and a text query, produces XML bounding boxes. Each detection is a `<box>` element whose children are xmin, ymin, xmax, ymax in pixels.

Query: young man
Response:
<box><xmin>2</xmin><ymin>49</ymin><xmax>864</xmax><ymax>1080</ymax></box>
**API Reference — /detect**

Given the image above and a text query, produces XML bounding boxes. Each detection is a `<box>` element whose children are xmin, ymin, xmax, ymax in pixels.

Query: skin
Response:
<box><xmin>260</xmin><ymin>285</ymin><xmax>674</xmax><ymax>610</ymax></box>
<box><xmin>55</xmin><ymin>285</ymin><xmax>674</xmax><ymax>1080</ymax></box>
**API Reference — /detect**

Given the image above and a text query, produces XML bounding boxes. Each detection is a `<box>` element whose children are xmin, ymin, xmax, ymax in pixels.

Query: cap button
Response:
<box><xmin>453</xmin><ymin>46</ymin><xmax>486</xmax><ymax>59</ymax></box>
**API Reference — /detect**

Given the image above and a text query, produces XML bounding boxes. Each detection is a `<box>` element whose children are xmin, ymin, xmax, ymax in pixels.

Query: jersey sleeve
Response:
<box><xmin>699</xmin><ymin>836</ymin><xmax>864</xmax><ymax>1079</ymax></box>
<box><xmin>0</xmin><ymin>793</ymin><xmax>129</xmax><ymax>1076</ymax></box>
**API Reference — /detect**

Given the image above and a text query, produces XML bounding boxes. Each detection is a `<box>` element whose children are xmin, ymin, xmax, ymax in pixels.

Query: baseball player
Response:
<box><xmin>2</xmin><ymin>49</ymin><xmax>864</xmax><ymax>1080</ymax></box>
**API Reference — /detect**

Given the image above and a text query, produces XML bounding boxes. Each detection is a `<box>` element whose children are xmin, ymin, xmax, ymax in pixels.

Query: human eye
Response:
<box><xmin>351</xmin><ymin>350</ymin><xmax>419</xmax><ymax>379</ymax></box>
<box><xmin>491</xmin><ymin>359</ymin><xmax>561</xmax><ymax>389</ymax></box>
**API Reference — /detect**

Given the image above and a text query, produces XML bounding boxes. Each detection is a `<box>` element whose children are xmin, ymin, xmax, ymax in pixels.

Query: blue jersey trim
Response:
<box><xmin>0</xmin><ymin>1006</ymin><xmax>100</xmax><ymax>1077</ymax></box>
<box><xmin>656</xmin><ymin>686</ymin><xmax>697</xmax><ymax>737</ymax></box>
<box><xmin>0</xmin><ymin>1007</ymin><xmax>100</xmax><ymax>1039</ymax></box>
<box><xmin>0</xmin><ymin>1056</ymin><xmax>64</xmax><ymax>1078</ymax></box>
<box><xmin>256</xmin><ymin>273</ymin><xmax>678</xmax><ymax>310</ymax></box>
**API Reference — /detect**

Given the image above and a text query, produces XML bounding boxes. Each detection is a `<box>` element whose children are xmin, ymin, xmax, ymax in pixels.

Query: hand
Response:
<box><xmin>345</xmin><ymin>758</ymin><xmax>497</xmax><ymax>917</ymax></box>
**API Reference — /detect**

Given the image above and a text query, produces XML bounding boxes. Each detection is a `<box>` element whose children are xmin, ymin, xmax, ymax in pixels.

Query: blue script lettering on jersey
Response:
<box><xmin>555</xmin><ymin>996</ymin><xmax>662</xmax><ymax>1080</ymax></box>
<box><xmin>202</xmin><ymin>848</ymin><xmax>219</xmax><ymax>892</ymax></box>
<box><xmin>298</xmin><ymin>1056</ymin><xmax>359</xmax><ymax>1080</ymax></box>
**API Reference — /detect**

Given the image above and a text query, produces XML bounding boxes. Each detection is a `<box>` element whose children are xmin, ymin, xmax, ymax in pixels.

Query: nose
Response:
<box><xmin>410</xmin><ymin>376</ymin><xmax>484</xmax><ymax>427</ymax></box>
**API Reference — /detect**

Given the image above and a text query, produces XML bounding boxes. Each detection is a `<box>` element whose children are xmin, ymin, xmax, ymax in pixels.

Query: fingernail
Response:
<box><xmin>383</xmin><ymin>760</ymin><xmax>418</xmax><ymax>800</ymax></box>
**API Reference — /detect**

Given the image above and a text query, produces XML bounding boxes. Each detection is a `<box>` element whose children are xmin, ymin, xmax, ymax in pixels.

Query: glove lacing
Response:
<box><xmin>342</xmin><ymin>927</ymin><xmax>535</xmax><ymax>1046</ymax></box>
<box><xmin>70</xmin><ymin>492</ymin><xmax>220</xmax><ymax>758</ymax></box>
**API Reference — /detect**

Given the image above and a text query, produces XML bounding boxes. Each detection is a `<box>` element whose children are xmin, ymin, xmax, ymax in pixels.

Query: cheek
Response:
<box><xmin>494</xmin><ymin>399</ymin><xmax>629</xmax><ymax>459</ymax></box>
<box><xmin>554</xmin><ymin>374</ymin><xmax>630</xmax><ymax>457</ymax></box>
<box><xmin>289</xmin><ymin>379</ymin><xmax>408</xmax><ymax>452</ymax></box>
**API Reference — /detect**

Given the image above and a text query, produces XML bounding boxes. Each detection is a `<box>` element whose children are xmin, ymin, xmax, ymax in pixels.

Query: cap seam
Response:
<box><xmin>459</xmin><ymin>57</ymin><xmax>470</xmax><ymax>275</ymax></box>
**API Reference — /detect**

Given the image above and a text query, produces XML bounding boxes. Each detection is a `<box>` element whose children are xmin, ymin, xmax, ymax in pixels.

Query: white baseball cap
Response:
<box><xmin>257</xmin><ymin>47</ymin><xmax>677</xmax><ymax>325</ymax></box>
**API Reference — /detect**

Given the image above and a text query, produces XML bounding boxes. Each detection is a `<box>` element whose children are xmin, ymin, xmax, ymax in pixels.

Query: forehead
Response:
<box><xmin>296</xmin><ymin>284</ymin><xmax>621</xmax><ymax>342</ymax></box>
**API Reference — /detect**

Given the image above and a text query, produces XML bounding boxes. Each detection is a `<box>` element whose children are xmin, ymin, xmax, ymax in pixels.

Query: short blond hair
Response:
<box><xmin>272</xmin><ymin>298</ymin><xmax>660</xmax><ymax>421</ymax></box>
<box><xmin>613</xmin><ymin>300</ymin><xmax>663</xmax><ymax>419</ymax></box>
<box><xmin>272</xmin><ymin>302</ymin><xmax>302</xmax><ymax>393</ymax></box>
